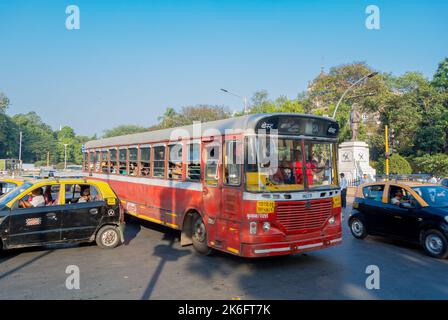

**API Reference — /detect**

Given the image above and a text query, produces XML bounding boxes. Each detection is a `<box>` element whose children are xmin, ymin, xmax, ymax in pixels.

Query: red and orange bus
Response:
<box><xmin>84</xmin><ymin>113</ymin><xmax>342</xmax><ymax>257</ymax></box>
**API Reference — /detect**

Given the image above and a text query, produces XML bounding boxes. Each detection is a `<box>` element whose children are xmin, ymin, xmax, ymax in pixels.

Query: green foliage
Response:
<box><xmin>0</xmin><ymin>93</ymin><xmax>9</xmax><ymax>113</ymax></box>
<box><xmin>154</xmin><ymin>105</ymin><xmax>231</xmax><ymax>129</ymax></box>
<box><xmin>413</xmin><ymin>154</ymin><xmax>448</xmax><ymax>176</ymax></box>
<box><xmin>243</xmin><ymin>91</ymin><xmax>305</xmax><ymax>115</ymax></box>
<box><xmin>377</xmin><ymin>154</ymin><xmax>412</xmax><ymax>174</ymax></box>
<box><xmin>102</xmin><ymin>125</ymin><xmax>147</xmax><ymax>138</ymax></box>
<box><xmin>432</xmin><ymin>58</ymin><xmax>448</xmax><ymax>91</ymax></box>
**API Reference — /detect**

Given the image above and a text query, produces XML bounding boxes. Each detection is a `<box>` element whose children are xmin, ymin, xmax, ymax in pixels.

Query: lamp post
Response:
<box><xmin>331</xmin><ymin>72</ymin><xmax>378</xmax><ymax>119</ymax></box>
<box><xmin>63</xmin><ymin>143</ymin><xmax>69</xmax><ymax>170</ymax></box>
<box><xmin>220</xmin><ymin>88</ymin><xmax>248</xmax><ymax>114</ymax></box>
<box><xmin>18</xmin><ymin>131</ymin><xmax>22</xmax><ymax>173</ymax></box>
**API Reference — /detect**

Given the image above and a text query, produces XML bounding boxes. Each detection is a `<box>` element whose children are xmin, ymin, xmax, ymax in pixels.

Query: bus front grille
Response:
<box><xmin>276</xmin><ymin>199</ymin><xmax>333</xmax><ymax>233</ymax></box>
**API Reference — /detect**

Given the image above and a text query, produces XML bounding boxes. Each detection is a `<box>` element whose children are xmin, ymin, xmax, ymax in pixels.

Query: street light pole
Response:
<box><xmin>331</xmin><ymin>72</ymin><xmax>379</xmax><ymax>119</ymax></box>
<box><xmin>220</xmin><ymin>88</ymin><xmax>248</xmax><ymax>114</ymax></box>
<box><xmin>18</xmin><ymin>131</ymin><xmax>22</xmax><ymax>173</ymax></box>
<box><xmin>63</xmin><ymin>143</ymin><xmax>68</xmax><ymax>170</ymax></box>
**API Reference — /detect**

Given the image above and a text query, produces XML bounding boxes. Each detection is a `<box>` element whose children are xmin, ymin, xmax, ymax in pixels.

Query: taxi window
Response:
<box><xmin>65</xmin><ymin>184</ymin><xmax>103</xmax><ymax>204</ymax></box>
<box><xmin>16</xmin><ymin>184</ymin><xmax>61</xmax><ymax>208</ymax></box>
<box><xmin>0</xmin><ymin>182</ymin><xmax>17</xmax><ymax>196</ymax></box>
<box><xmin>362</xmin><ymin>185</ymin><xmax>384</xmax><ymax>202</ymax></box>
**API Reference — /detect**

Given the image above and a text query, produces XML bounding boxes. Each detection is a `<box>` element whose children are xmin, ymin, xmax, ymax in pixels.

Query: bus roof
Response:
<box><xmin>85</xmin><ymin>113</ymin><xmax>338</xmax><ymax>149</ymax></box>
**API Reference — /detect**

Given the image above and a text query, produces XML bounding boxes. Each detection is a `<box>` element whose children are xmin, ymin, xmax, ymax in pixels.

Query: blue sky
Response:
<box><xmin>1</xmin><ymin>0</ymin><xmax>447</xmax><ymax>136</ymax></box>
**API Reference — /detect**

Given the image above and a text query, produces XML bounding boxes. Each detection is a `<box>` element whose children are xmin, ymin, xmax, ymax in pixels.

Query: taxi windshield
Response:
<box><xmin>245</xmin><ymin>137</ymin><xmax>337</xmax><ymax>192</ymax></box>
<box><xmin>412</xmin><ymin>186</ymin><xmax>448</xmax><ymax>208</ymax></box>
<box><xmin>0</xmin><ymin>182</ymin><xmax>33</xmax><ymax>207</ymax></box>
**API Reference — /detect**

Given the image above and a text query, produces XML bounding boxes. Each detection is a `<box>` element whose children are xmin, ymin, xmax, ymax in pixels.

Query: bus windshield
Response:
<box><xmin>246</xmin><ymin>137</ymin><xmax>337</xmax><ymax>192</ymax></box>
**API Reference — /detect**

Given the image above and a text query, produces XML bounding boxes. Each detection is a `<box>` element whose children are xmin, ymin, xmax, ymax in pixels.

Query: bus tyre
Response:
<box><xmin>349</xmin><ymin>217</ymin><xmax>367</xmax><ymax>239</ymax></box>
<box><xmin>422</xmin><ymin>229</ymin><xmax>448</xmax><ymax>259</ymax></box>
<box><xmin>96</xmin><ymin>225</ymin><xmax>121</xmax><ymax>249</ymax></box>
<box><xmin>192</xmin><ymin>214</ymin><xmax>212</xmax><ymax>255</ymax></box>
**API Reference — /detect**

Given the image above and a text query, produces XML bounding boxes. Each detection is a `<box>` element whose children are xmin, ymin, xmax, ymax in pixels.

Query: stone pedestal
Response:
<box><xmin>338</xmin><ymin>141</ymin><xmax>376</xmax><ymax>181</ymax></box>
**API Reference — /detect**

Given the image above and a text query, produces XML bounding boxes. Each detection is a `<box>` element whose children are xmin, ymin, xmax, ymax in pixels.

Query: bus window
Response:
<box><xmin>128</xmin><ymin>148</ymin><xmax>138</xmax><ymax>176</ymax></box>
<box><xmin>101</xmin><ymin>150</ymin><xmax>109</xmax><ymax>173</ymax></box>
<box><xmin>168</xmin><ymin>144</ymin><xmax>183</xmax><ymax>180</ymax></box>
<box><xmin>304</xmin><ymin>141</ymin><xmax>335</xmax><ymax>187</ymax></box>
<box><xmin>224</xmin><ymin>140</ymin><xmax>242</xmax><ymax>186</ymax></box>
<box><xmin>83</xmin><ymin>152</ymin><xmax>88</xmax><ymax>171</ymax></box>
<box><xmin>89</xmin><ymin>151</ymin><xmax>94</xmax><ymax>172</ymax></box>
<box><xmin>95</xmin><ymin>151</ymin><xmax>101</xmax><ymax>172</ymax></box>
<box><xmin>140</xmin><ymin>147</ymin><xmax>151</xmax><ymax>176</ymax></box>
<box><xmin>119</xmin><ymin>149</ymin><xmax>127</xmax><ymax>175</ymax></box>
<box><xmin>153</xmin><ymin>146</ymin><xmax>166</xmax><ymax>178</ymax></box>
<box><xmin>187</xmin><ymin>143</ymin><xmax>201</xmax><ymax>181</ymax></box>
<box><xmin>204</xmin><ymin>145</ymin><xmax>219</xmax><ymax>186</ymax></box>
<box><xmin>109</xmin><ymin>149</ymin><xmax>118</xmax><ymax>174</ymax></box>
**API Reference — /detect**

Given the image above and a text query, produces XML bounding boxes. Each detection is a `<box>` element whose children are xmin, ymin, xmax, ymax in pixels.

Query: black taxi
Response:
<box><xmin>348</xmin><ymin>181</ymin><xmax>448</xmax><ymax>259</ymax></box>
<box><xmin>0</xmin><ymin>178</ymin><xmax>124</xmax><ymax>251</ymax></box>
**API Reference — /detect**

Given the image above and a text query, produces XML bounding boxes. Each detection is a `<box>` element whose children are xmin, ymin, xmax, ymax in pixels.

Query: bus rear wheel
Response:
<box><xmin>192</xmin><ymin>214</ymin><xmax>212</xmax><ymax>255</ymax></box>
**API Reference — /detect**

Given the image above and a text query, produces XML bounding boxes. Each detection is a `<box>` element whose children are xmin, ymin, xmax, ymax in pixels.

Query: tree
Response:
<box><xmin>12</xmin><ymin>112</ymin><xmax>57</xmax><ymax>163</ymax></box>
<box><xmin>0</xmin><ymin>93</ymin><xmax>9</xmax><ymax>114</ymax></box>
<box><xmin>432</xmin><ymin>57</ymin><xmax>448</xmax><ymax>91</ymax></box>
<box><xmin>413</xmin><ymin>154</ymin><xmax>448</xmax><ymax>176</ymax></box>
<box><xmin>377</xmin><ymin>154</ymin><xmax>412</xmax><ymax>174</ymax></box>
<box><xmin>154</xmin><ymin>105</ymin><xmax>231</xmax><ymax>129</ymax></box>
<box><xmin>102</xmin><ymin>125</ymin><xmax>148</xmax><ymax>138</ymax></box>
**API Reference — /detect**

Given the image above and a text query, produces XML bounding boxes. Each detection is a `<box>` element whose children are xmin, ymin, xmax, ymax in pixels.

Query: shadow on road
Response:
<box><xmin>140</xmin><ymin>232</ymin><xmax>190</xmax><ymax>300</ymax></box>
<box><xmin>0</xmin><ymin>249</ymin><xmax>54</xmax><ymax>281</ymax></box>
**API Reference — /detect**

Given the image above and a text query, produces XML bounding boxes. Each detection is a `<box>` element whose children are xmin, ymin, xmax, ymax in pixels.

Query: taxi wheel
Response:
<box><xmin>192</xmin><ymin>214</ymin><xmax>212</xmax><ymax>255</ymax></box>
<box><xmin>96</xmin><ymin>225</ymin><xmax>121</xmax><ymax>249</ymax></box>
<box><xmin>349</xmin><ymin>217</ymin><xmax>367</xmax><ymax>239</ymax></box>
<box><xmin>422</xmin><ymin>230</ymin><xmax>448</xmax><ymax>259</ymax></box>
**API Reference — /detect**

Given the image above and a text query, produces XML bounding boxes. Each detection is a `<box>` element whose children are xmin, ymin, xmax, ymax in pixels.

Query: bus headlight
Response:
<box><xmin>328</xmin><ymin>216</ymin><xmax>336</xmax><ymax>225</ymax></box>
<box><xmin>262</xmin><ymin>222</ymin><xmax>271</xmax><ymax>232</ymax></box>
<box><xmin>249</xmin><ymin>222</ymin><xmax>257</xmax><ymax>235</ymax></box>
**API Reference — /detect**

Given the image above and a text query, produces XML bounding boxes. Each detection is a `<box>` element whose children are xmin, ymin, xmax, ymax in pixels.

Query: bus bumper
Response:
<box><xmin>239</xmin><ymin>234</ymin><xmax>342</xmax><ymax>258</ymax></box>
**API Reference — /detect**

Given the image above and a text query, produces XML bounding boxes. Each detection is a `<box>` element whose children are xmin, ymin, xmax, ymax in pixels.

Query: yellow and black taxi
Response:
<box><xmin>0</xmin><ymin>177</ymin><xmax>25</xmax><ymax>197</ymax></box>
<box><xmin>349</xmin><ymin>181</ymin><xmax>448</xmax><ymax>259</ymax></box>
<box><xmin>0</xmin><ymin>178</ymin><xmax>124</xmax><ymax>251</ymax></box>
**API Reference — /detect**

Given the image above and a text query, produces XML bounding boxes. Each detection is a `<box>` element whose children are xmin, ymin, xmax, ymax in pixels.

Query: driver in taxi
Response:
<box><xmin>19</xmin><ymin>188</ymin><xmax>45</xmax><ymax>208</ymax></box>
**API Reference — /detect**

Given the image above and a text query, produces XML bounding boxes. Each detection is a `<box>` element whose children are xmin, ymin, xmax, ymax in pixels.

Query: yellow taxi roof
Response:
<box><xmin>359</xmin><ymin>180</ymin><xmax>438</xmax><ymax>188</ymax></box>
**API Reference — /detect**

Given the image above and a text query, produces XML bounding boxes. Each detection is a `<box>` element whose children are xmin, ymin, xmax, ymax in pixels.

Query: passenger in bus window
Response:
<box><xmin>129</xmin><ymin>163</ymin><xmax>138</xmax><ymax>176</ymax></box>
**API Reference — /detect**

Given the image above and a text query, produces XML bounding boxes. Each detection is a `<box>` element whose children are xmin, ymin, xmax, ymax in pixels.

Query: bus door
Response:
<box><xmin>221</xmin><ymin>139</ymin><xmax>244</xmax><ymax>254</ymax></box>
<box><xmin>202</xmin><ymin>138</ymin><xmax>223</xmax><ymax>245</ymax></box>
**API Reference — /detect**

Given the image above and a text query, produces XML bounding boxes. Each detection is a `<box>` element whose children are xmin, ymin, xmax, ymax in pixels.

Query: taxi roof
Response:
<box><xmin>360</xmin><ymin>180</ymin><xmax>439</xmax><ymax>188</ymax></box>
<box><xmin>0</xmin><ymin>177</ymin><xmax>27</xmax><ymax>184</ymax></box>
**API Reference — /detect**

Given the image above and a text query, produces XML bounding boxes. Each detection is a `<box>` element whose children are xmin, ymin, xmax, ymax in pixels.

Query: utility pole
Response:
<box><xmin>47</xmin><ymin>151</ymin><xmax>50</xmax><ymax>167</ymax></box>
<box><xmin>18</xmin><ymin>131</ymin><xmax>22</xmax><ymax>173</ymax></box>
<box><xmin>385</xmin><ymin>125</ymin><xmax>389</xmax><ymax>180</ymax></box>
<box><xmin>63</xmin><ymin>144</ymin><xmax>69</xmax><ymax>170</ymax></box>
<box><xmin>220</xmin><ymin>88</ymin><xmax>248</xmax><ymax>114</ymax></box>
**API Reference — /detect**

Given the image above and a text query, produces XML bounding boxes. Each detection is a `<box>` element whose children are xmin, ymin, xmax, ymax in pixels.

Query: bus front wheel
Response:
<box><xmin>192</xmin><ymin>214</ymin><xmax>212</xmax><ymax>255</ymax></box>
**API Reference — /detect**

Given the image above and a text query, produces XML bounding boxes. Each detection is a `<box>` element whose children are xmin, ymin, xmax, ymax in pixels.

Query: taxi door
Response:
<box><xmin>8</xmin><ymin>185</ymin><xmax>63</xmax><ymax>246</ymax></box>
<box><xmin>60</xmin><ymin>183</ymin><xmax>105</xmax><ymax>240</ymax></box>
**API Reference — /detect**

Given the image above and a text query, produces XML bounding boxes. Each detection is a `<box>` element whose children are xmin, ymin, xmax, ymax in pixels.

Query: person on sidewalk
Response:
<box><xmin>340</xmin><ymin>173</ymin><xmax>348</xmax><ymax>209</ymax></box>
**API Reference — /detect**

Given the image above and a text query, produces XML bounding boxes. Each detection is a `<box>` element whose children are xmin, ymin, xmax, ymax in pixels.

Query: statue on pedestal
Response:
<box><xmin>349</xmin><ymin>104</ymin><xmax>362</xmax><ymax>141</ymax></box>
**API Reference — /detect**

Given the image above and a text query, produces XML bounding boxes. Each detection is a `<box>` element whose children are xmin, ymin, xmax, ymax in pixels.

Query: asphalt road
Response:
<box><xmin>1</xmin><ymin>203</ymin><xmax>447</xmax><ymax>300</ymax></box>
